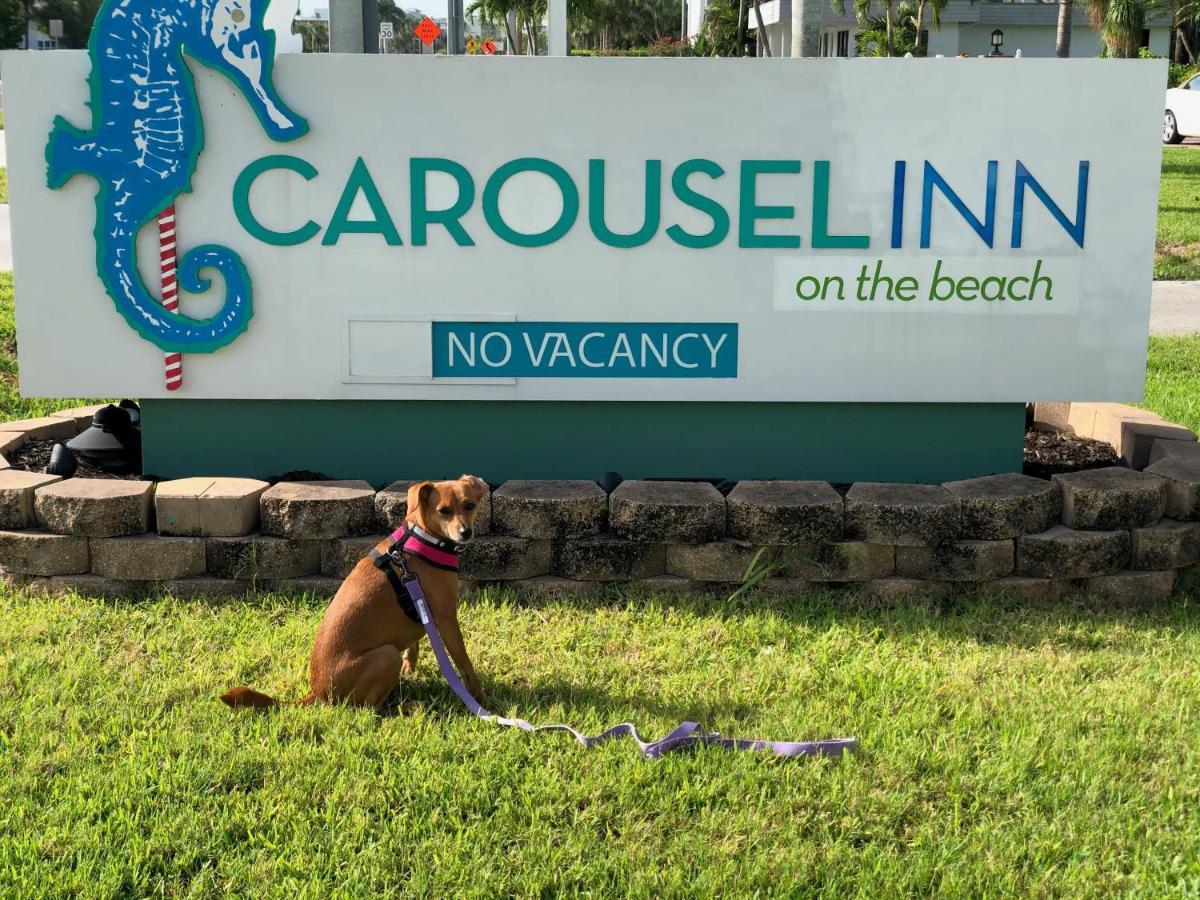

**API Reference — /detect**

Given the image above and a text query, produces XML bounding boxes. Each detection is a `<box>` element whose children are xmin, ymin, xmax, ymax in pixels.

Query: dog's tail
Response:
<box><xmin>220</xmin><ymin>686</ymin><xmax>317</xmax><ymax>710</ymax></box>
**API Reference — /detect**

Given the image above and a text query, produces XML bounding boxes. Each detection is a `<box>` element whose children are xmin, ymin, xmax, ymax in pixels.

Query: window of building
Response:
<box><xmin>837</xmin><ymin>29</ymin><xmax>849</xmax><ymax>57</ymax></box>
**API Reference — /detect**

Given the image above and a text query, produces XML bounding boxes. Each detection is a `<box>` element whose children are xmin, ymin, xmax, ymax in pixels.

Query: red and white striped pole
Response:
<box><xmin>159</xmin><ymin>205</ymin><xmax>183</xmax><ymax>391</ymax></box>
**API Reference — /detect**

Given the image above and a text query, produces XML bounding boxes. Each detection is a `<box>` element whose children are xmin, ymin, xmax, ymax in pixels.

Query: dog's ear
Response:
<box><xmin>459</xmin><ymin>474</ymin><xmax>487</xmax><ymax>496</ymax></box>
<box><xmin>406</xmin><ymin>481</ymin><xmax>435</xmax><ymax>517</ymax></box>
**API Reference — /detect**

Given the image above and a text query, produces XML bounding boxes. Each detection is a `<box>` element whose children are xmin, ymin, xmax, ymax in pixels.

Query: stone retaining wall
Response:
<box><xmin>1</xmin><ymin>403</ymin><xmax>1199</xmax><ymax>602</ymax></box>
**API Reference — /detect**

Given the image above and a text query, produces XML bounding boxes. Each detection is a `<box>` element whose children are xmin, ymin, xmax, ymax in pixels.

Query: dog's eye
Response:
<box><xmin>437</xmin><ymin>507</ymin><xmax>451</xmax><ymax>516</ymax></box>
<box><xmin>463</xmin><ymin>503</ymin><xmax>476</xmax><ymax>512</ymax></box>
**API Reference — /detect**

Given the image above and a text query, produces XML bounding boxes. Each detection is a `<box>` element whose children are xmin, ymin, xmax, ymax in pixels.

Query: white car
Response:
<box><xmin>1165</xmin><ymin>74</ymin><xmax>1200</xmax><ymax>143</ymax></box>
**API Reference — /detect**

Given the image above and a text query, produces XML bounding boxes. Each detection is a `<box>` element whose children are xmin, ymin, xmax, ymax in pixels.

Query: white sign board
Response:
<box><xmin>380</xmin><ymin>21</ymin><xmax>394</xmax><ymax>39</ymax></box>
<box><xmin>2</xmin><ymin>53</ymin><xmax>1164</xmax><ymax>402</ymax></box>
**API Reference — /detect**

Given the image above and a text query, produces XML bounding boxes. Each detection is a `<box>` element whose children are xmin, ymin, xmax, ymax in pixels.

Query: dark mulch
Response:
<box><xmin>9</xmin><ymin>438</ymin><xmax>148</xmax><ymax>480</ymax></box>
<box><xmin>1023</xmin><ymin>428</ymin><xmax>1120</xmax><ymax>479</ymax></box>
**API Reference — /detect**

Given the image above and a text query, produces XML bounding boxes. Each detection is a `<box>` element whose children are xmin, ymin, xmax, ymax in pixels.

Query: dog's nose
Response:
<box><xmin>459</xmin><ymin>526</ymin><xmax>473</xmax><ymax>541</ymax></box>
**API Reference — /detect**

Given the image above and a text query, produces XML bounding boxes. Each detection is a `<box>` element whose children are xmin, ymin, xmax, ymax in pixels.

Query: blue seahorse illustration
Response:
<box><xmin>46</xmin><ymin>0</ymin><xmax>307</xmax><ymax>353</ymax></box>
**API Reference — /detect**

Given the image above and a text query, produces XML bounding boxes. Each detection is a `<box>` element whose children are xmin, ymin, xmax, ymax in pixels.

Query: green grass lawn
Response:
<box><xmin>2</xmin><ymin>586</ymin><xmax>1199</xmax><ymax>895</ymax></box>
<box><xmin>2</xmin><ymin>160</ymin><xmax>1200</xmax><ymax>893</ymax></box>
<box><xmin>1157</xmin><ymin>148</ymin><xmax>1200</xmax><ymax>279</ymax></box>
<box><xmin>1144</xmin><ymin>334</ymin><xmax>1200</xmax><ymax>430</ymax></box>
<box><xmin>0</xmin><ymin>167</ymin><xmax>8</xmax><ymax>205</ymax></box>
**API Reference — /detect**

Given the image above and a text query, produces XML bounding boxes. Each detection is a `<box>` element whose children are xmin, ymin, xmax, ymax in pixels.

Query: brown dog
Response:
<box><xmin>221</xmin><ymin>475</ymin><xmax>487</xmax><ymax>710</ymax></box>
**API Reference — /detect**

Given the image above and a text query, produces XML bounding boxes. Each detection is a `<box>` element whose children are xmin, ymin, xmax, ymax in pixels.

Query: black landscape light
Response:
<box><xmin>990</xmin><ymin>29</ymin><xmax>1004</xmax><ymax>56</ymax></box>
<box><xmin>45</xmin><ymin>443</ymin><xmax>78</xmax><ymax>478</ymax></box>
<box><xmin>66</xmin><ymin>402</ymin><xmax>142</xmax><ymax>474</ymax></box>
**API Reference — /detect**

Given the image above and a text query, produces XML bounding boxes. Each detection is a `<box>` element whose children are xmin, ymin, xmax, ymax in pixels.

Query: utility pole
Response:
<box><xmin>329</xmin><ymin>0</ymin><xmax>364</xmax><ymax>51</ymax></box>
<box><xmin>548</xmin><ymin>0</ymin><xmax>567</xmax><ymax>56</ymax></box>
<box><xmin>448</xmin><ymin>0</ymin><xmax>465</xmax><ymax>54</ymax></box>
<box><xmin>361</xmin><ymin>0</ymin><xmax>379</xmax><ymax>54</ymax></box>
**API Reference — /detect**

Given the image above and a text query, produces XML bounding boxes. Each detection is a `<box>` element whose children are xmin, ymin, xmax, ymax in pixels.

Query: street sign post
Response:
<box><xmin>415</xmin><ymin>16</ymin><xmax>440</xmax><ymax>47</ymax></box>
<box><xmin>380</xmin><ymin>21</ymin><xmax>394</xmax><ymax>39</ymax></box>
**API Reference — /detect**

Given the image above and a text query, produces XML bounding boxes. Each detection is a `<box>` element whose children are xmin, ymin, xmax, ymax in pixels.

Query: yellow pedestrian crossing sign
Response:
<box><xmin>466</xmin><ymin>37</ymin><xmax>479</xmax><ymax>54</ymax></box>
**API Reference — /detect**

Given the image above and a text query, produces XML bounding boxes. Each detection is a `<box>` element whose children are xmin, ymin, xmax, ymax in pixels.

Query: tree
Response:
<box><xmin>1152</xmin><ymin>0</ymin><xmax>1199</xmax><ymax>61</ymax></box>
<box><xmin>0</xmin><ymin>0</ymin><xmax>25</xmax><ymax>48</ymax></box>
<box><xmin>908</xmin><ymin>0</ymin><xmax>947</xmax><ymax>54</ymax></box>
<box><xmin>855</xmin><ymin>2</ymin><xmax>918</xmax><ymax>55</ymax></box>
<box><xmin>467</xmin><ymin>0</ymin><xmax>545</xmax><ymax>53</ymax></box>
<box><xmin>699</xmin><ymin>0</ymin><xmax>754</xmax><ymax>55</ymax></box>
<box><xmin>1086</xmin><ymin>0</ymin><xmax>1148</xmax><ymax>56</ymax></box>
<box><xmin>1056</xmin><ymin>0</ymin><xmax>1073</xmax><ymax>56</ymax></box>
<box><xmin>34</xmin><ymin>0</ymin><xmax>101</xmax><ymax>47</ymax></box>
<box><xmin>792</xmin><ymin>0</ymin><xmax>821</xmax><ymax>56</ymax></box>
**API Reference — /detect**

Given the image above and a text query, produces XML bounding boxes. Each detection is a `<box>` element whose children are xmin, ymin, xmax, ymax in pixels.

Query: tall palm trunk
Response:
<box><xmin>792</xmin><ymin>0</ymin><xmax>822</xmax><ymax>56</ymax></box>
<box><xmin>1178</xmin><ymin>19</ymin><xmax>1195</xmax><ymax>63</ymax></box>
<box><xmin>1056</xmin><ymin>0</ymin><xmax>1072</xmax><ymax>56</ymax></box>
<box><xmin>913</xmin><ymin>0</ymin><xmax>925</xmax><ymax>53</ymax></box>
<box><xmin>885</xmin><ymin>0</ymin><xmax>894</xmax><ymax>55</ymax></box>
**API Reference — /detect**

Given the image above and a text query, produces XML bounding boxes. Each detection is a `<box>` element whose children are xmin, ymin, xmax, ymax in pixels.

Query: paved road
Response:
<box><xmin>1150</xmin><ymin>280</ymin><xmax>1200</xmax><ymax>335</ymax></box>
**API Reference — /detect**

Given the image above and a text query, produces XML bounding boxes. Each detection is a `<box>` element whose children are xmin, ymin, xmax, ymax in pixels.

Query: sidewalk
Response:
<box><xmin>1150</xmin><ymin>281</ymin><xmax>1200</xmax><ymax>336</ymax></box>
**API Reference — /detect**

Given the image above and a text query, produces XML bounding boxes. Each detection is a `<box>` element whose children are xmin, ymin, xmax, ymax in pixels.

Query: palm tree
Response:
<box><xmin>1056</xmin><ymin>0</ymin><xmax>1073</xmax><ymax>56</ymax></box>
<box><xmin>792</xmin><ymin>0</ymin><xmax>822</xmax><ymax>56</ymax></box>
<box><xmin>1153</xmin><ymin>0</ymin><xmax>1198</xmax><ymax>61</ymax></box>
<box><xmin>1086</xmin><ymin>0</ymin><xmax>1148</xmax><ymax>56</ymax></box>
<box><xmin>909</xmin><ymin>0</ymin><xmax>947</xmax><ymax>54</ymax></box>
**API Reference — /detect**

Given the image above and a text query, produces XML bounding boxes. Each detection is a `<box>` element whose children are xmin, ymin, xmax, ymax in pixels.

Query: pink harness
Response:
<box><xmin>389</xmin><ymin>525</ymin><xmax>462</xmax><ymax>571</ymax></box>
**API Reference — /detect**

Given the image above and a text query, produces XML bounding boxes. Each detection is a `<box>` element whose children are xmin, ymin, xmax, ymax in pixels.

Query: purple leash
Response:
<box><xmin>402</xmin><ymin>575</ymin><xmax>858</xmax><ymax>761</ymax></box>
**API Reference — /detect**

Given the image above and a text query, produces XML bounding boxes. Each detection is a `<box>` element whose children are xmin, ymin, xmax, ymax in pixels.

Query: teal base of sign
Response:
<box><xmin>141</xmin><ymin>400</ymin><xmax>1025</xmax><ymax>486</ymax></box>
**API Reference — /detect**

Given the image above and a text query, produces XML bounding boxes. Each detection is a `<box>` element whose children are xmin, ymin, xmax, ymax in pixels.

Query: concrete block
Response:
<box><xmin>864</xmin><ymin>577</ymin><xmax>951</xmax><ymax>604</ymax></box>
<box><xmin>1130</xmin><ymin>520</ymin><xmax>1200</xmax><ymax>571</ymax></box>
<box><xmin>1149</xmin><ymin>438</ymin><xmax>1200</xmax><ymax>466</ymax></box>
<box><xmin>492</xmin><ymin>480</ymin><xmax>606</xmax><ymax>539</ymax></box>
<box><xmin>34</xmin><ymin>479</ymin><xmax>154</xmax><ymax>537</ymax></box>
<box><xmin>665</xmin><ymin>540</ymin><xmax>762</xmax><ymax>582</ymax></box>
<box><xmin>943</xmin><ymin>473</ymin><xmax>1061</xmax><ymax>539</ymax></box>
<box><xmin>0</xmin><ymin>470</ymin><xmax>62</xmax><ymax>529</ymax></box>
<box><xmin>260</xmin><ymin>480</ymin><xmax>377</xmax><ymax>539</ymax></box>
<box><xmin>1144</xmin><ymin>458</ymin><xmax>1200</xmax><ymax>520</ymax></box>
<box><xmin>1085</xmin><ymin>569</ymin><xmax>1176</xmax><ymax>605</ymax></box>
<box><xmin>0</xmin><ymin>415</ymin><xmax>78</xmax><ymax>442</ymax></box>
<box><xmin>49</xmin><ymin>404</ymin><xmax>106</xmax><ymax>431</ymax></box>
<box><xmin>263</xmin><ymin>576</ymin><xmax>343</xmax><ymax>598</ymax></box>
<box><xmin>155</xmin><ymin>477</ymin><xmax>268</xmax><ymax>537</ymax></box>
<box><xmin>1032</xmin><ymin>403</ymin><xmax>1071</xmax><ymax>429</ymax></box>
<box><xmin>1053</xmin><ymin>467</ymin><xmax>1166</xmax><ymax>530</ymax></box>
<box><xmin>726</xmin><ymin>480</ymin><xmax>843</xmax><ymax>544</ymax></box>
<box><xmin>978</xmin><ymin>576</ymin><xmax>1069</xmax><ymax>603</ymax></box>
<box><xmin>459</xmin><ymin>535</ymin><xmax>552</xmax><ymax>580</ymax></box>
<box><xmin>375</xmin><ymin>479</ymin><xmax>492</xmax><ymax>534</ymax></box>
<box><xmin>609</xmin><ymin>481</ymin><xmax>725</xmax><ymax>543</ymax></box>
<box><xmin>1089</xmin><ymin>404</ymin><xmax>1196</xmax><ymax>468</ymax></box>
<box><xmin>90</xmin><ymin>535</ymin><xmax>206</xmax><ymax>581</ymax></box>
<box><xmin>556</xmin><ymin>535</ymin><xmax>665</xmax><ymax>581</ymax></box>
<box><xmin>1016</xmin><ymin>525</ymin><xmax>1130</xmax><ymax>578</ymax></box>
<box><xmin>633</xmin><ymin>575</ymin><xmax>711</xmax><ymax>594</ymax></box>
<box><xmin>22</xmin><ymin>573</ymin><xmax>144</xmax><ymax>598</ymax></box>
<box><xmin>206</xmin><ymin>536</ymin><xmax>320</xmax><ymax>580</ymax></box>
<box><xmin>321</xmin><ymin>535</ymin><xmax>386</xmax><ymax>578</ymax></box>
<box><xmin>777</xmin><ymin>542</ymin><xmax>895</xmax><ymax>582</ymax></box>
<box><xmin>0</xmin><ymin>432</ymin><xmax>28</xmax><ymax>456</ymax></box>
<box><xmin>0</xmin><ymin>529</ymin><xmax>89</xmax><ymax>575</ymax></box>
<box><xmin>161</xmin><ymin>577</ymin><xmax>254</xmax><ymax>600</ymax></box>
<box><xmin>844</xmin><ymin>483</ymin><xmax>959</xmax><ymax>546</ymax></box>
<box><xmin>895</xmin><ymin>540</ymin><xmax>1014</xmax><ymax>582</ymax></box>
<box><xmin>511</xmin><ymin>576</ymin><xmax>600</xmax><ymax>599</ymax></box>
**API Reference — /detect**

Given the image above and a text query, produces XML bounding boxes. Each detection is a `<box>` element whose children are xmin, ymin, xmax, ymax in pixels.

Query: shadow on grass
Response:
<box><xmin>377</xmin><ymin>673</ymin><xmax>762</xmax><ymax>726</ymax></box>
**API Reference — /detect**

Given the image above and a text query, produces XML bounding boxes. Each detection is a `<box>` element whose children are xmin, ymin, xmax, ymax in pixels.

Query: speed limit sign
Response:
<box><xmin>379</xmin><ymin>21</ymin><xmax>394</xmax><ymax>39</ymax></box>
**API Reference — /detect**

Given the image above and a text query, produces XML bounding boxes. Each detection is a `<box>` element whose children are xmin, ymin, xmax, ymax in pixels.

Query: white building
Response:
<box><xmin>689</xmin><ymin>0</ymin><xmax>1171</xmax><ymax>58</ymax></box>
